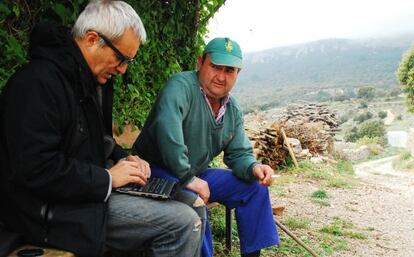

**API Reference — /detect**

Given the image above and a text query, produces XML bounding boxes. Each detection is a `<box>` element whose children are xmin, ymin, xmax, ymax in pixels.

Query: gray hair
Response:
<box><xmin>72</xmin><ymin>0</ymin><xmax>146</xmax><ymax>44</ymax></box>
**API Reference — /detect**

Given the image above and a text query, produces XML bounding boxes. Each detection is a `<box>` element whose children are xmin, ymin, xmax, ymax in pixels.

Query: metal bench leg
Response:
<box><xmin>225</xmin><ymin>207</ymin><xmax>232</xmax><ymax>252</ymax></box>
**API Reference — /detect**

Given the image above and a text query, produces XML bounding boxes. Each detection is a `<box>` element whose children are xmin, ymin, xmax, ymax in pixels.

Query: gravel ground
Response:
<box><xmin>270</xmin><ymin>156</ymin><xmax>414</xmax><ymax>257</ymax></box>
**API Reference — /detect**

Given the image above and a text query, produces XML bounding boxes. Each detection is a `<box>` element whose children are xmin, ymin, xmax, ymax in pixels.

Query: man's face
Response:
<box><xmin>86</xmin><ymin>28</ymin><xmax>140</xmax><ymax>84</ymax></box>
<box><xmin>197</xmin><ymin>54</ymin><xmax>240</xmax><ymax>100</ymax></box>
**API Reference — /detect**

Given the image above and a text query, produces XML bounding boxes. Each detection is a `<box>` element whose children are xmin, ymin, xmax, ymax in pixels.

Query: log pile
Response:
<box><xmin>282</xmin><ymin>120</ymin><xmax>333</xmax><ymax>155</ymax></box>
<box><xmin>246</xmin><ymin>123</ymin><xmax>288</xmax><ymax>169</ymax></box>
<box><xmin>246</xmin><ymin>103</ymin><xmax>339</xmax><ymax>167</ymax></box>
<box><xmin>280</xmin><ymin>102</ymin><xmax>340</xmax><ymax>135</ymax></box>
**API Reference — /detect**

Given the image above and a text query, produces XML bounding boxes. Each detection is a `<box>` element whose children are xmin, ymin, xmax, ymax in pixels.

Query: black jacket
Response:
<box><xmin>0</xmin><ymin>22</ymin><xmax>125</xmax><ymax>256</ymax></box>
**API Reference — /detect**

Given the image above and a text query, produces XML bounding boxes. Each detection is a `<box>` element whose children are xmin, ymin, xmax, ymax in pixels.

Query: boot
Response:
<box><xmin>241</xmin><ymin>250</ymin><xmax>260</xmax><ymax>257</ymax></box>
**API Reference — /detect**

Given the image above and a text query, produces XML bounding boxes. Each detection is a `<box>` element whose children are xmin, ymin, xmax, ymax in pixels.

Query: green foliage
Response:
<box><xmin>344</xmin><ymin>120</ymin><xmax>387</xmax><ymax>145</ymax></box>
<box><xmin>378</xmin><ymin>110</ymin><xmax>387</xmax><ymax>119</ymax></box>
<box><xmin>397</xmin><ymin>45</ymin><xmax>414</xmax><ymax>112</ymax></box>
<box><xmin>344</xmin><ymin>126</ymin><xmax>359</xmax><ymax>142</ymax></box>
<box><xmin>0</xmin><ymin>0</ymin><xmax>225</xmax><ymax>128</ymax></box>
<box><xmin>356</xmin><ymin>136</ymin><xmax>386</xmax><ymax>146</ymax></box>
<box><xmin>357</xmin><ymin>86</ymin><xmax>376</xmax><ymax>100</ymax></box>
<box><xmin>393</xmin><ymin>149</ymin><xmax>414</xmax><ymax>171</ymax></box>
<box><xmin>319</xmin><ymin>217</ymin><xmax>367</xmax><ymax>240</ymax></box>
<box><xmin>358</xmin><ymin>120</ymin><xmax>386</xmax><ymax>141</ymax></box>
<box><xmin>283</xmin><ymin>216</ymin><xmax>310</xmax><ymax>229</ymax></box>
<box><xmin>359</xmin><ymin>101</ymin><xmax>368</xmax><ymax>108</ymax></box>
<box><xmin>311</xmin><ymin>189</ymin><xmax>328</xmax><ymax>199</ymax></box>
<box><xmin>353</xmin><ymin>111</ymin><xmax>373</xmax><ymax>123</ymax></box>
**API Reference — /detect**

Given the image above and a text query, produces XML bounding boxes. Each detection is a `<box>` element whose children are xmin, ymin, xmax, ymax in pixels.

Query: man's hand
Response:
<box><xmin>108</xmin><ymin>157</ymin><xmax>150</xmax><ymax>188</ymax></box>
<box><xmin>125</xmin><ymin>155</ymin><xmax>151</xmax><ymax>178</ymax></box>
<box><xmin>252</xmin><ymin>164</ymin><xmax>274</xmax><ymax>186</ymax></box>
<box><xmin>186</xmin><ymin>177</ymin><xmax>210</xmax><ymax>204</ymax></box>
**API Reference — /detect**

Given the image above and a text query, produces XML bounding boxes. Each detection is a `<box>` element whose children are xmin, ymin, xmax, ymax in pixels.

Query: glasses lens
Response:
<box><xmin>98</xmin><ymin>32</ymin><xmax>132</xmax><ymax>66</ymax></box>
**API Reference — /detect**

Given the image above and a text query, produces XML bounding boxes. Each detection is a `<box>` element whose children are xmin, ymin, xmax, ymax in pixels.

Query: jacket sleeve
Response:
<box><xmin>223</xmin><ymin>107</ymin><xmax>258</xmax><ymax>181</ymax></box>
<box><xmin>2</xmin><ymin>66</ymin><xmax>109</xmax><ymax>203</ymax></box>
<box><xmin>147</xmin><ymin>77</ymin><xmax>193</xmax><ymax>179</ymax></box>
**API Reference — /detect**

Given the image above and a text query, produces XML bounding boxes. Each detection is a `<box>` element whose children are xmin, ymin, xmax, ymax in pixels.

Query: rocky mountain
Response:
<box><xmin>234</xmin><ymin>34</ymin><xmax>414</xmax><ymax>111</ymax></box>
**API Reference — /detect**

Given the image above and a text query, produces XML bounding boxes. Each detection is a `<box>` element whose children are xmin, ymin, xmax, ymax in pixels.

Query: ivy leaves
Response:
<box><xmin>0</xmin><ymin>0</ymin><xmax>226</xmax><ymax>128</ymax></box>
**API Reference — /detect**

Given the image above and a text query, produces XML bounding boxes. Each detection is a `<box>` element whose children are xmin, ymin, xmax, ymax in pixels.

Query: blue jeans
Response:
<box><xmin>106</xmin><ymin>192</ymin><xmax>202</xmax><ymax>257</ymax></box>
<box><xmin>151</xmin><ymin>166</ymin><xmax>280</xmax><ymax>256</ymax></box>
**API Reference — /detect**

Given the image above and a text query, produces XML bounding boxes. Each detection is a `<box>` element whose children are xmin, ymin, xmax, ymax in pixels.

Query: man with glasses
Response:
<box><xmin>0</xmin><ymin>1</ymin><xmax>201</xmax><ymax>257</ymax></box>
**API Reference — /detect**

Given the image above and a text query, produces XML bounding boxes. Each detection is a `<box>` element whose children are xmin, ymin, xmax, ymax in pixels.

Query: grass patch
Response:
<box><xmin>283</xmin><ymin>216</ymin><xmax>310</xmax><ymax>229</ymax></box>
<box><xmin>316</xmin><ymin>234</ymin><xmax>348</xmax><ymax>255</ymax></box>
<box><xmin>311</xmin><ymin>189</ymin><xmax>328</xmax><ymax>199</ymax></box>
<box><xmin>319</xmin><ymin>217</ymin><xmax>367</xmax><ymax>240</ymax></box>
<box><xmin>327</xmin><ymin>177</ymin><xmax>352</xmax><ymax>188</ymax></box>
<box><xmin>269</xmin><ymin>186</ymin><xmax>287</xmax><ymax>197</ymax></box>
<box><xmin>279</xmin><ymin>159</ymin><xmax>357</xmax><ymax>190</ymax></box>
<box><xmin>311</xmin><ymin>199</ymin><xmax>331</xmax><ymax>207</ymax></box>
<box><xmin>393</xmin><ymin>150</ymin><xmax>414</xmax><ymax>171</ymax></box>
<box><xmin>363</xmin><ymin>146</ymin><xmax>404</xmax><ymax>162</ymax></box>
<box><xmin>336</xmin><ymin>160</ymin><xmax>354</xmax><ymax>175</ymax></box>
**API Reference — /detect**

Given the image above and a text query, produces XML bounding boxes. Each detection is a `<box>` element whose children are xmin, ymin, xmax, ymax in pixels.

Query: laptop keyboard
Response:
<box><xmin>122</xmin><ymin>177</ymin><xmax>170</xmax><ymax>194</ymax></box>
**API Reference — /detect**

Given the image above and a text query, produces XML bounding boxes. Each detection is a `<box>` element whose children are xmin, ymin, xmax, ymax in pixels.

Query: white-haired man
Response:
<box><xmin>0</xmin><ymin>1</ymin><xmax>201</xmax><ymax>256</ymax></box>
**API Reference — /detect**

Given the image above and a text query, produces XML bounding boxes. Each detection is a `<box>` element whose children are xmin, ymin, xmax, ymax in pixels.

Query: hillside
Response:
<box><xmin>234</xmin><ymin>34</ymin><xmax>414</xmax><ymax>112</ymax></box>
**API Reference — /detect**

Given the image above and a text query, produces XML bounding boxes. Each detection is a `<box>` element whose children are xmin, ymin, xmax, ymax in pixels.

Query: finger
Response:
<box><xmin>201</xmin><ymin>195</ymin><xmax>209</xmax><ymax>204</ymax></box>
<box><xmin>130</xmin><ymin>168</ymin><xmax>148</xmax><ymax>183</ymax></box>
<box><xmin>129</xmin><ymin>176</ymin><xmax>146</xmax><ymax>186</ymax></box>
<box><xmin>126</xmin><ymin>155</ymin><xmax>140</xmax><ymax>162</ymax></box>
<box><xmin>141</xmin><ymin>162</ymin><xmax>151</xmax><ymax>178</ymax></box>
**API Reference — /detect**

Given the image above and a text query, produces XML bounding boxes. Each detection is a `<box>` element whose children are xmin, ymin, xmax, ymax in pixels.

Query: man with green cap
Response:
<box><xmin>133</xmin><ymin>37</ymin><xmax>280</xmax><ymax>257</ymax></box>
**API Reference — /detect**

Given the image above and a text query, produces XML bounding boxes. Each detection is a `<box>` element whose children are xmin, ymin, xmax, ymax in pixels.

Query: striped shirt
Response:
<box><xmin>200</xmin><ymin>88</ymin><xmax>230</xmax><ymax>123</ymax></box>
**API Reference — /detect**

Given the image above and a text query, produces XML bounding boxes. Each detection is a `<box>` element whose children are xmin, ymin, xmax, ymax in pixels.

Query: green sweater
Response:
<box><xmin>134</xmin><ymin>71</ymin><xmax>258</xmax><ymax>181</ymax></box>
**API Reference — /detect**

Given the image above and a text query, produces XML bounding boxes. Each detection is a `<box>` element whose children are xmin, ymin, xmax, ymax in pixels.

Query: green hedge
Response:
<box><xmin>0</xmin><ymin>0</ymin><xmax>225</xmax><ymax>130</ymax></box>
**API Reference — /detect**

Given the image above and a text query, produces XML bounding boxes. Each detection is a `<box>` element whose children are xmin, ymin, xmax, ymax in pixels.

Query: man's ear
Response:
<box><xmin>83</xmin><ymin>31</ymin><xmax>101</xmax><ymax>47</ymax></box>
<box><xmin>196</xmin><ymin>56</ymin><xmax>203</xmax><ymax>70</ymax></box>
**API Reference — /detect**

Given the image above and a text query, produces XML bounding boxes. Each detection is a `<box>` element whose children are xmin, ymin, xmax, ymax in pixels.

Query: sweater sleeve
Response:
<box><xmin>223</xmin><ymin>106</ymin><xmax>258</xmax><ymax>181</ymax></box>
<box><xmin>148</xmin><ymin>76</ymin><xmax>193</xmax><ymax>179</ymax></box>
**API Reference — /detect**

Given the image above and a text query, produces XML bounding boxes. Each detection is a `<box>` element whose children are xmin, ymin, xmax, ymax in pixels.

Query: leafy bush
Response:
<box><xmin>357</xmin><ymin>87</ymin><xmax>376</xmax><ymax>100</ymax></box>
<box><xmin>397</xmin><ymin>45</ymin><xmax>414</xmax><ymax>112</ymax></box>
<box><xmin>344</xmin><ymin>127</ymin><xmax>359</xmax><ymax>142</ymax></box>
<box><xmin>359</xmin><ymin>120</ymin><xmax>386</xmax><ymax>139</ymax></box>
<box><xmin>344</xmin><ymin>120</ymin><xmax>387</xmax><ymax>145</ymax></box>
<box><xmin>353</xmin><ymin>111</ymin><xmax>373</xmax><ymax>123</ymax></box>
<box><xmin>359</xmin><ymin>101</ymin><xmax>368</xmax><ymax>108</ymax></box>
<box><xmin>356</xmin><ymin>136</ymin><xmax>386</xmax><ymax>146</ymax></box>
<box><xmin>378</xmin><ymin>110</ymin><xmax>387</xmax><ymax>119</ymax></box>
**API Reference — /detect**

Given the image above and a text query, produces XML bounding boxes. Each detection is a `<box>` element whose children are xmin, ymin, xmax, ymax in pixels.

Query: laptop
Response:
<box><xmin>115</xmin><ymin>177</ymin><xmax>178</xmax><ymax>200</ymax></box>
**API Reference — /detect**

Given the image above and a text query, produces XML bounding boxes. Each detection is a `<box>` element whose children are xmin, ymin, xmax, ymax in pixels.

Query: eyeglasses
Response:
<box><xmin>95</xmin><ymin>32</ymin><xmax>134</xmax><ymax>67</ymax></box>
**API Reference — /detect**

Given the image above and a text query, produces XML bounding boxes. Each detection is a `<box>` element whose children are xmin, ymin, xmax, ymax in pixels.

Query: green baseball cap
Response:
<box><xmin>203</xmin><ymin>37</ymin><xmax>243</xmax><ymax>68</ymax></box>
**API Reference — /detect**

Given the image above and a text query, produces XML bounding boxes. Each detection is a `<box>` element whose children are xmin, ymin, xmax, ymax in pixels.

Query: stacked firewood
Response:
<box><xmin>280</xmin><ymin>102</ymin><xmax>340</xmax><ymax>135</ymax></box>
<box><xmin>245</xmin><ymin>103</ymin><xmax>339</xmax><ymax>167</ymax></box>
<box><xmin>246</xmin><ymin>123</ymin><xmax>288</xmax><ymax>169</ymax></box>
<box><xmin>282</xmin><ymin>120</ymin><xmax>333</xmax><ymax>155</ymax></box>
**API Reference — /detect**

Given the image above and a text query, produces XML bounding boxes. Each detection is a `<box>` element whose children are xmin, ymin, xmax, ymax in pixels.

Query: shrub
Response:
<box><xmin>359</xmin><ymin>102</ymin><xmax>368</xmax><ymax>108</ymax></box>
<box><xmin>344</xmin><ymin>127</ymin><xmax>359</xmax><ymax>142</ymax></box>
<box><xmin>353</xmin><ymin>111</ymin><xmax>373</xmax><ymax>123</ymax></box>
<box><xmin>356</xmin><ymin>136</ymin><xmax>386</xmax><ymax>146</ymax></box>
<box><xmin>378</xmin><ymin>111</ymin><xmax>387</xmax><ymax>119</ymax></box>
<box><xmin>357</xmin><ymin>87</ymin><xmax>376</xmax><ymax>100</ymax></box>
<box><xmin>344</xmin><ymin>120</ymin><xmax>387</xmax><ymax>145</ymax></box>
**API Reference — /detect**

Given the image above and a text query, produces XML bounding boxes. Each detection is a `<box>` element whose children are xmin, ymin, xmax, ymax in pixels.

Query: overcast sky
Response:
<box><xmin>207</xmin><ymin>0</ymin><xmax>414</xmax><ymax>52</ymax></box>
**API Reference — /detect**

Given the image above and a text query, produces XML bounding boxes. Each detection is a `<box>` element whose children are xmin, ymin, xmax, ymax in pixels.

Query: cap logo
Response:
<box><xmin>225</xmin><ymin>39</ymin><xmax>233</xmax><ymax>53</ymax></box>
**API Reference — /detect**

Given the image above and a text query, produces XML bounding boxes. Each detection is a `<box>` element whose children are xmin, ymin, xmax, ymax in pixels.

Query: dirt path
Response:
<box><xmin>383</xmin><ymin>109</ymin><xmax>395</xmax><ymax>125</ymax></box>
<box><xmin>272</xmin><ymin>156</ymin><xmax>414</xmax><ymax>257</ymax></box>
<box><xmin>351</xmin><ymin>156</ymin><xmax>414</xmax><ymax>257</ymax></box>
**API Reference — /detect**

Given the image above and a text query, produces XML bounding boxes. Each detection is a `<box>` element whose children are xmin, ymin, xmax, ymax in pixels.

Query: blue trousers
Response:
<box><xmin>151</xmin><ymin>166</ymin><xmax>280</xmax><ymax>256</ymax></box>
